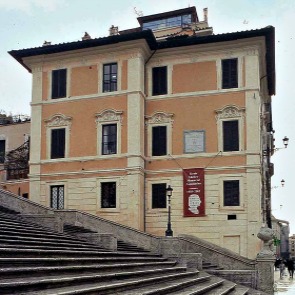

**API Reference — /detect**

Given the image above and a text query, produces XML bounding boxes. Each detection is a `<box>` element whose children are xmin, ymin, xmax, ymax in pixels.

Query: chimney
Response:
<box><xmin>109</xmin><ymin>25</ymin><xmax>119</xmax><ymax>36</ymax></box>
<box><xmin>203</xmin><ymin>8</ymin><xmax>208</xmax><ymax>22</ymax></box>
<box><xmin>82</xmin><ymin>32</ymin><xmax>91</xmax><ymax>41</ymax></box>
<box><xmin>42</xmin><ymin>41</ymin><xmax>51</xmax><ymax>46</ymax></box>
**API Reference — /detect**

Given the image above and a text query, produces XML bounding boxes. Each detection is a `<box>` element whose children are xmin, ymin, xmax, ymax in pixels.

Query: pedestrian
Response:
<box><xmin>287</xmin><ymin>259</ymin><xmax>294</xmax><ymax>278</ymax></box>
<box><xmin>279</xmin><ymin>261</ymin><xmax>285</xmax><ymax>279</ymax></box>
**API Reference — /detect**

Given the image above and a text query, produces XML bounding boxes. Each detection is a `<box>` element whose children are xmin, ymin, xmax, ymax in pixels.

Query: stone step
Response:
<box><xmin>0</xmin><ymin>261</ymin><xmax>177</xmax><ymax>279</ymax></box>
<box><xmin>0</xmin><ymin>234</ymin><xmax>105</xmax><ymax>248</ymax></box>
<box><xmin>0</xmin><ymin>256</ymin><xmax>169</xmax><ymax>267</ymax></box>
<box><xmin>118</xmin><ymin>274</ymin><xmax>214</xmax><ymax>295</ymax></box>
<box><xmin>0</xmin><ymin>247</ymin><xmax>162</xmax><ymax>258</ymax></box>
<box><xmin>0</xmin><ymin>267</ymin><xmax>193</xmax><ymax>294</ymax></box>
<box><xmin>0</xmin><ymin>242</ymin><xmax>107</xmax><ymax>252</ymax></box>
<box><xmin>229</xmin><ymin>285</ymin><xmax>250</xmax><ymax>295</ymax></box>
<box><xmin>15</xmin><ymin>270</ymin><xmax>201</xmax><ymax>295</ymax></box>
<box><xmin>0</xmin><ymin>226</ymin><xmax>82</xmax><ymax>242</ymax></box>
<box><xmin>205</xmin><ymin>280</ymin><xmax>237</xmax><ymax>294</ymax></box>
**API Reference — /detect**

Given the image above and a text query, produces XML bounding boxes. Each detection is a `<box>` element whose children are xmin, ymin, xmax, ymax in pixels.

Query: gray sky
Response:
<box><xmin>1</xmin><ymin>0</ymin><xmax>294</xmax><ymax>233</ymax></box>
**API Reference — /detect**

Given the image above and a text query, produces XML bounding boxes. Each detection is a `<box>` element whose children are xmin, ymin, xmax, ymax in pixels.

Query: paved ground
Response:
<box><xmin>274</xmin><ymin>269</ymin><xmax>295</xmax><ymax>294</ymax></box>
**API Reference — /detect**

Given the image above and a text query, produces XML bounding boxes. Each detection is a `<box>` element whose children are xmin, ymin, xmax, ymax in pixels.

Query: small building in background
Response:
<box><xmin>0</xmin><ymin>114</ymin><xmax>30</xmax><ymax>197</ymax></box>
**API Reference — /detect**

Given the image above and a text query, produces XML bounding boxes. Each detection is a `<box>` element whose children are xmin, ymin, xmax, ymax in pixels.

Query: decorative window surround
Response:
<box><xmin>215</xmin><ymin>105</ymin><xmax>245</xmax><ymax>152</ymax></box>
<box><xmin>45</xmin><ymin>114</ymin><xmax>72</xmax><ymax>159</ymax></box>
<box><xmin>95</xmin><ymin>109</ymin><xmax>123</xmax><ymax>156</ymax></box>
<box><xmin>219</xmin><ymin>174</ymin><xmax>244</xmax><ymax>211</ymax></box>
<box><xmin>145</xmin><ymin>111</ymin><xmax>174</xmax><ymax>157</ymax></box>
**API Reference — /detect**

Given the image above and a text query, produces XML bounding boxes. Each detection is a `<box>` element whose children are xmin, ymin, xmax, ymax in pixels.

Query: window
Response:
<box><xmin>102</xmin><ymin>124</ymin><xmax>117</xmax><ymax>155</ymax></box>
<box><xmin>223</xmin><ymin>180</ymin><xmax>240</xmax><ymax>206</ymax></box>
<box><xmin>152</xmin><ymin>126</ymin><xmax>167</xmax><ymax>156</ymax></box>
<box><xmin>152</xmin><ymin>183</ymin><xmax>166</xmax><ymax>209</ymax></box>
<box><xmin>50</xmin><ymin>185</ymin><xmax>64</xmax><ymax>209</ymax></box>
<box><xmin>0</xmin><ymin>140</ymin><xmax>5</xmax><ymax>163</ymax></box>
<box><xmin>52</xmin><ymin>69</ymin><xmax>67</xmax><ymax>99</ymax></box>
<box><xmin>152</xmin><ymin>66</ymin><xmax>167</xmax><ymax>96</ymax></box>
<box><xmin>222</xmin><ymin>58</ymin><xmax>238</xmax><ymax>89</ymax></box>
<box><xmin>142</xmin><ymin>14</ymin><xmax>192</xmax><ymax>31</ymax></box>
<box><xmin>103</xmin><ymin>63</ymin><xmax>117</xmax><ymax>92</ymax></box>
<box><xmin>101</xmin><ymin>182</ymin><xmax>116</xmax><ymax>208</ymax></box>
<box><xmin>51</xmin><ymin>128</ymin><xmax>65</xmax><ymax>159</ymax></box>
<box><xmin>223</xmin><ymin>120</ymin><xmax>239</xmax><ymax>152</ymax></box>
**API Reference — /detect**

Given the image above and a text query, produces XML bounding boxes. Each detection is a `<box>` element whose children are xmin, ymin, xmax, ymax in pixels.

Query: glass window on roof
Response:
<box><xmin>142</xmin><ymin>13</ymin><xmax>192</xmax><ymax>31</ymax></box>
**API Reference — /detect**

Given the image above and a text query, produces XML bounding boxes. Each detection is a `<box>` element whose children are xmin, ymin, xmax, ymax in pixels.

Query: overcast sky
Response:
<box><xmin>0</xmin><ymin>0</ymin><xmax>294</xmax><ymax>234</ymax></box>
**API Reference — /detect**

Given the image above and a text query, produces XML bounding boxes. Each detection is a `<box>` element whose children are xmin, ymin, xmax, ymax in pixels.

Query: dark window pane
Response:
<box><xmin>50</xmin><ymin>185</ymin><xmax>64</xmax><ymax>209</ymax></box>
<box><xmin>223</xmin><ymin>120</ymin><xmax>239</xmax><ymax>152</ymax></box>
<box><xmin>101</xmin><ymin>182</ymin><xmax>116</xmax><ymax>208</ymax></box>
<box><xmin>152</xmin><ymin>183</ymin><xmax>167</xmax><ymax>208</ymax></box>
<box><xmin>222</xmin><ymin>59</ymin><xmax>238</xmax><ymax>89</ymax></box>
<box><xmin>224</xmin><ymin>180</ymin><xmax>240</xmax><ymax>206</ymax></box>
<box><xmin>52</xmin><ymin>69</ymin><xmax>67</xmax><ymax>99</ymax></box>
<box><xmin>0</xmin><ymin>140</ymin><xmax>5</xmax><ymax>163</ymax></box>
<box><xmin>103</xmin><ymin>63</ymin><xmax>117</xmax><ymax>92</ymax></box>
<box><xmin>152</xmin><ymin>126</ymin><xmax>167</xmax><ymax>156</ymax></box>
<box><xmin>102</xmin><ymin>124</ymin><xmax>117</xmax><ymax>155</ymax></box>
<box><xmin>152</xmin><ymin>66</ymin><xmax>167</xmax><ymax>96</ymax></box>
<box><xmin>51</xmin><ymin>128</ymin><xmax>65</xmax><ymax>159</ymax></box>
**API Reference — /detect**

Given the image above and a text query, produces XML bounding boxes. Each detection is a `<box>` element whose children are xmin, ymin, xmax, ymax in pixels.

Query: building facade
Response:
<box><xmin>0</xmin><ymin>115</ymin><xmax>30</xmax><ymax>196</ymax></box>
<box><xmin>9</xmin><ymin>7</ymin><xmax>275</xmax><ymax>259</ymax></box>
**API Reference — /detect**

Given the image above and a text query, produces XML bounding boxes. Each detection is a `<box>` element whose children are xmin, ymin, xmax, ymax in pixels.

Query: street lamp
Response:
<box><xmin>283</xmin><ymin>136</ymin><xmax>289</xmax><ymax>148</ymax></box>
<box><xmin>165</xmin><ymin>185</ymin><xmax>173</xmax><ymax>237</ymax></box>
<box><xmin>281</xmin><ymin>179</ymin><xmax>285</xmax><ymax>187</ymax></box>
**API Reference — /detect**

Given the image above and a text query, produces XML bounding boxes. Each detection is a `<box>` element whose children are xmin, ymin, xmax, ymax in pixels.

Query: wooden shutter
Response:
<box><xmin>152</xmin><ymin>126</ymin><xmax>167</xmax><ymax>156</ymax></box>
<box><xmin>152</xmin><ymin>66</ymin><xmax>167</xmax><ymax>95</ymax></box>
<box><xmin>223</xmin><ymin>120</ymin><xmax>239</xmax><ymax>152</ymax></box>
<box><xmin>223</xmin><ymin>180</ymin><xmax>240</xmax><ymax>206</ymax></box>
<box><xmin>51</xmin><ymin>128</ymin><xmax>65</xmax><ymax>159</ymax></box>
<box><xmin>222</xmin><ymin>59</ymin><xmax>238</xmax><ymax>89</ymax></box>
<box><xmin>52</xmin><ymin>69</ymin><xmax>67</xmax><ymax>99</ymax></box>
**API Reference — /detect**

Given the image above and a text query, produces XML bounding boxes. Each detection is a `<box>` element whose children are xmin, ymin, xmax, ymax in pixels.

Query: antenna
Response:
<box><xmin>134</xmin><ymin>7</ymin><xmax>143</xmax><ymax>17</ymax></box>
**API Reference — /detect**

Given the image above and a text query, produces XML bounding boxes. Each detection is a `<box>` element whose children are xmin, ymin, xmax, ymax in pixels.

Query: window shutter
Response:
<box><xmin>223</xmin><ymin>120</ymin><xmax>239</xmax><ymax>152</ymax></box>
<box><xmin>222</xmin><ymin>59</ymin><xmax>238</xmax><ymax>89</ymax></box>
<box><xmin>152</xmin><ymin>126</ymin><xmax>167</xmax><ymax>156</ymax></box>
<box><xmin>152</xmin><ymin>66</ymin><xmax>167</xmax><ymax>96</ymax></box>
<box><xmin>52</xmin><ymin>69</ymin><xmax>67</xmax><ymax>99</ymax></box>
<box><xmin>51</xmin><ymin>128</ymin><xmax>65</xmax><ymax>158</ymax></box>
<box><xmin>224</xmin><ymin>180</ymin><xmax>240</xmax><ymax>206</ymax></box>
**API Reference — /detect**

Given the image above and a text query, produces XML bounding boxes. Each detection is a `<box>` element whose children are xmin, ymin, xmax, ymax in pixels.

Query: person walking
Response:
<box><xmin>279</xmin><ymin>260</ymin><xmax>285</xmax><ymax>279</ymax></box>
<box><xmin>287</xmin><ymin>259</ymin><xmax>294</xmax><ymax>278</ymax></box>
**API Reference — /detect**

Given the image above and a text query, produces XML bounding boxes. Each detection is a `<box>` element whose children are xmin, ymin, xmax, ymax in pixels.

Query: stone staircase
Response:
<box><xmin>0</xmin><ymin>191</ymin><xmax>268</xmax><ymax>294</ymax></box>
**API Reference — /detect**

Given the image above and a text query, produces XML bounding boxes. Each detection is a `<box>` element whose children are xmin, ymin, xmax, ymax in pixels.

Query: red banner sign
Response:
<box><xmin>183</xmin><ymin>168</ymin><xmax>205</xmax><ymax>217</ymax></box>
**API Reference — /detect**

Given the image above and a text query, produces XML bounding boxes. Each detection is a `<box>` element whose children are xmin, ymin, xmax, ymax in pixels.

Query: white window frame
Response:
<box><xmin>96</xmin><ymin>176</ymin><xmax>121</xmax><ymax>212</ymax></box>
<box><xmin>48</xmin><ymin>68</ymin><xmax>70</xmax><ymax>100</ymax></box>
<box><xmin>47</xmin><ymin>181</ymin><xmax>67</xmax><ymax>209</ymax></box>
<box><xmin>44</xmin><ymin>113</ymin><xmax>72</xmax><ymax>159</ymax></box>
<box><xmin>95</xmin><ymin>109</ymin><xmax>123</xmax><ymax>157</ymax></box>
<box><xmin>215</xmin><ymin>105</ymin><xmax>245</xmax><ymax>153</ymax></box>
<box><xmin>148</xmin><ymin>64</ymin><xmax>172</xmax><ymax>97</ymax></box>
<box><xmin>145</xmin><ymin>111</ymin><xmax>174</xmax><ymax>157</ymax></box>
<box><xmin>217</xmin><ymin>57</ymin><xmax>243</xmax><ymax>90</ymax></box>
<box><xmin>219</xmin><ymin>175</ymin><xmax>244</xmax><ymax>211</ymax></box>
<box><xmin>146</xmin><ymin>178</ymin><xmax>171</xmax><ymax>212</ymax></box>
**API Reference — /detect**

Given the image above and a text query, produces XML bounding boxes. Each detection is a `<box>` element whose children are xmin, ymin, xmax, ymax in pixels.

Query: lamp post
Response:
<box><xmin>165</xmin><ymin>185</ymin><xmax>173</xmax><ymax>237</ymax></box>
